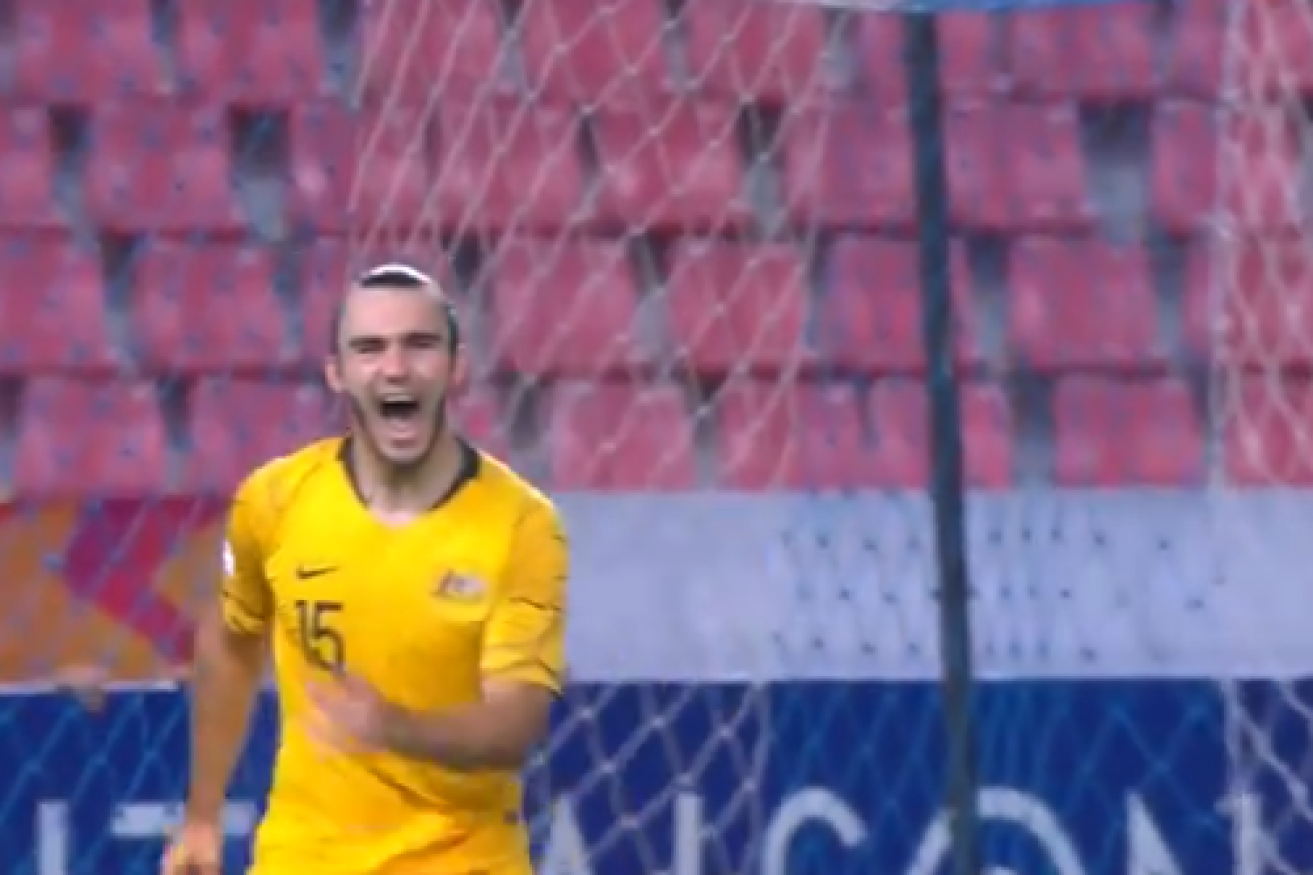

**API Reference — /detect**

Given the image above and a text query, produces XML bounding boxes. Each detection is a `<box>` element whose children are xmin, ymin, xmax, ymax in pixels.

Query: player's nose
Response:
<box><xmin>378</xmin><ymin>344</ymin><xmax>412</xmax><ymax>381</ymax></box>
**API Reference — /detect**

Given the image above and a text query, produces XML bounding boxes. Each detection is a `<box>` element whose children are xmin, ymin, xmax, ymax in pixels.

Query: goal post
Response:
<box><xmin>0</xmin><ymin>0</ymin><xmax>1310</xmax><ymax>874</ymax></box>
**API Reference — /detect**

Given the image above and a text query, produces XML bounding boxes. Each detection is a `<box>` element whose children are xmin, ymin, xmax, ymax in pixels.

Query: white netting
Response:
<box><xmin>1210</xmin><ymin>1</ymin><xmax>1313</xmax><ymax>874</ymax></box>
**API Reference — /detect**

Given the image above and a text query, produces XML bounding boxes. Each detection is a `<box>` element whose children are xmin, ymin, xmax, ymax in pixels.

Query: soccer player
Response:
<box><xmin>161</xmin><ymin>264</ymin><xmax>567</xmax><ymax>875</ymax></box>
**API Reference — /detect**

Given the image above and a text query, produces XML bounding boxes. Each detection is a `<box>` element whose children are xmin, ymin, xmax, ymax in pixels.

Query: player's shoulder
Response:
<box><xmin>235</xmin><ymin>437</ymin><xmax>345</xmax><ymax>512</ymax></box>
<box><xmin>472</xmin><ymin>445</ymin><xmax>560</xmax><ymax>522</ymax></box>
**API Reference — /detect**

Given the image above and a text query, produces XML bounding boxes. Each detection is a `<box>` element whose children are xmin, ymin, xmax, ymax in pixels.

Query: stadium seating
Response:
<box><xmin>176</xmin><ymin>0</ymin><xmax>328</xmax><ymax>103</ymax></box>
<box><xmin>682</xmin><ymin>1</ymin><xmax>830</xmax><ymax>102</ymax></box>
<box><xmin>1053</xmin><ymin>377</ymin><xmax>1202</xmax><ymax>485</ymax></box>
<box><xmin>547</xmin><ymin>382</ymin><xmax>696</xmax><ymax>489</ymax></box>
<box><xmin>11</xmin><ymin>0</ymin><xmax>171</xmax><ymax>102</ymax></box>
<box><xmin>1009</xmin><ymin>238</ymin><xmax>1161</xmax><ymax>371</ymax></box>
<box><xmin>0</xmin><ymin>0</ymin><xmax>1305</xmax><ymax>492</ymax></box>
<box><xmin>85</xmin><ymin>104</ymin><xmax>244</xmax><ymax>232</ymax></box>
<box><xmin>1008</xmin><ymin>3</ymin><xmax>1158</xmax><ymax>101</ymax></box>
<box><xmin>0</xmin><ymin>236</ymin><xmax>118</xmax><ymax>374</ymax></box>
<box><xmin>128</xmin><ymin>241</ymin><xmax>294</xmax><ymax>374</ymax></box>
<box><xmin>487</xmin><ymin>239</ymin><xmax>646</xmax><ymax>376</ymax></box>
<box><xmin>518</xmin><ymin>0</ymin><xmax>673</xmax><ymax>104</ymax></box>
<box><xmin>183</xmin><ymin>379</ymin><xmax>335</xmax><ymax>491</ymax></box>
<box><xmin>436</xmin><ymin>101</ymin><xmax>586</xmax><ymax>232</ymax></box>
<box><xmin>782</xmin><ymin>102</ymin><xmax>916</xmax><ymax>228</ymax></box>
<box><xmin>859</xmin><ymin>12</ymin><xmax>1002</xmax><ymax>104</ymax></box>
<box><xmin>14</xmin><ymin>379</ymin><xmax>168</xmax><ymax>493</ymax></box>
<box><xmin>0</xmin><ymin>108</ymin><xmax>62</xmax><ymax>229</ymax></box>
<box><xmin>823</xmin><ymin>238</ymin><xmax>978</xmax><ymax>373</ymax></box>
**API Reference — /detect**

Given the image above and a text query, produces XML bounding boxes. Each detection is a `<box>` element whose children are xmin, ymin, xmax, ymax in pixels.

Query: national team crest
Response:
<box><xmin>433</xmin><ymin>572</ymin><xmax>486</xmax><ymax>602</ymax></box>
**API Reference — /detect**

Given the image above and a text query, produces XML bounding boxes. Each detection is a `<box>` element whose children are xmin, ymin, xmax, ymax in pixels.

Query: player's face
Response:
<box><xmin>327</xmin><ymin>286</ymin><xmax>461</xmax><ymax>469</ymax></box>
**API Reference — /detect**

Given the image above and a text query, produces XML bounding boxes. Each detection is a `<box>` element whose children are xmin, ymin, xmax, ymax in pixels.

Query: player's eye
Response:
<box><xmin>350</xmin><ymin>338</ymin><xmax>385</xmax><ymax>355</ymax></box>
<box><xmin>406</xmin><ymin>334</ymin><xmax>442</xmax><ymax>350</ymax></box>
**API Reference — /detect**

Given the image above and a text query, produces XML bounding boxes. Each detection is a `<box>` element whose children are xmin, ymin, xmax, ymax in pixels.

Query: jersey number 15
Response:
<box><xmin>295</xmin><ymin>599</ymin><xmax>346</xmax><ymax>672</ymax></box>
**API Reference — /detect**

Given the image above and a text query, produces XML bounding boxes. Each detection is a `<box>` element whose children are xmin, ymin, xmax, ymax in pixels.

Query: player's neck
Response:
<box><xmin>348</xmin><ymin>431</ymin><xmax>469</xmax><ymax>522</ymax></box>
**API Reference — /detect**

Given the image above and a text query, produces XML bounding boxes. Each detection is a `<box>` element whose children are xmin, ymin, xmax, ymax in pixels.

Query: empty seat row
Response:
<box><xmin>6</xmin><ymin>376</ymin><xmax>1309</xmax><ymax>491</ymax></box>
<box><xmin>0</xmin><ymin>100</ymin><xmax>1292</xmax><ymax>234</ymax></box>
<box><xmin>4</xmin><ymin>235</ymin><xmax>1308</xmax><ymax>376</ymax></box>
<box><xmin>4</xmin><ymin>0</ymin><xmax>1285</xmax><ymax>105</ymax></box>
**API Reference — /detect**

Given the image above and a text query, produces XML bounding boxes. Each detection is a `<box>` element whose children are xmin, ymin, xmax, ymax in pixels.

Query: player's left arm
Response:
<box><xmin>388</xmin><ymin>499</ymin><xmax>567</xmax><ymax>770</ymax></box>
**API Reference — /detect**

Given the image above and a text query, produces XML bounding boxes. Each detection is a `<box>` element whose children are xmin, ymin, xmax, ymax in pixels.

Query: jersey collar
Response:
<box><xmin>337</xmin><ymin>435</ymin><xmax>481</xmax><ymax>511</ymax></box>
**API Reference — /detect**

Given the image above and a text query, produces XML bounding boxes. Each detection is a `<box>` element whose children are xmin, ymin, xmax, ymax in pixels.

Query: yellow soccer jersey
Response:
<box><xmin>220</xmin><ymin>436</ymin><xmax>566</xmax><ymax>875</ymax></box>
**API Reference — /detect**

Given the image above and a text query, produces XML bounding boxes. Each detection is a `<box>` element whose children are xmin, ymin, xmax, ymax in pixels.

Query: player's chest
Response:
<box><xmin>264</xmin><ymin>520</ymin><xmax>506</xmax><ymax>675</ymax></box>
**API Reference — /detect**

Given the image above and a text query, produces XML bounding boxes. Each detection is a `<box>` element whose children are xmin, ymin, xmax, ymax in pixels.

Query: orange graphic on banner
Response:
<box><xmin>0</xmin><ymin>499</ymin><xmax>226</xmax><ymax>684</ymax></box>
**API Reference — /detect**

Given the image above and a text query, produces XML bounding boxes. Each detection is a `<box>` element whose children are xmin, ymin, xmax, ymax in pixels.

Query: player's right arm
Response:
<box><xmin>165</xmin><ymin>470</ymin><xmax>275</xmax><ymax>872</ymax></box>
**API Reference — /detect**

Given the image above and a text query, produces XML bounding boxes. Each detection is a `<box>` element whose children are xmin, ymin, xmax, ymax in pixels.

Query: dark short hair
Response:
<box><xmin>329</xmin><ymin>263</ymin><xmax>462</xmax><ymax>353</ymax></box>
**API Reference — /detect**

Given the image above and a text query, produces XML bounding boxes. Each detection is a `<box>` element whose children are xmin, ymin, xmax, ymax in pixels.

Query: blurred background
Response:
<box><xmin>1</xmin><ymin>0</ymin><xmax>1310</xmax><ymax>873</ymax></box>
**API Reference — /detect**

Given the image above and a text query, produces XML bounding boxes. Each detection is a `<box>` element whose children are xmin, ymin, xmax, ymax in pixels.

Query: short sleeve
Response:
<box><xmin>219</xmin><ymin>473</ymin><xmax>273</xmax><ymax>635</ymax></box>
<box><xmin>482</xmin><ymin>500</ymin><xmax>568</xmax><ymax>692</ymax></box>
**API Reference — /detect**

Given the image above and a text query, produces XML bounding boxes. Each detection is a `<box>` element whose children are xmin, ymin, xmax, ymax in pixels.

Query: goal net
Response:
<box><xmin>0</xmin><ymin>0</ymin><xmax>1304</xmax><ymax>872</ymax></box>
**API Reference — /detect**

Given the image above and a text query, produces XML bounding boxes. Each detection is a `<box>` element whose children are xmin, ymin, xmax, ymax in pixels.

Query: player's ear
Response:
<box><xmin>324</xmin><ymin>355</ymin><xmax>344</xmax><ymax>394</ymax></box>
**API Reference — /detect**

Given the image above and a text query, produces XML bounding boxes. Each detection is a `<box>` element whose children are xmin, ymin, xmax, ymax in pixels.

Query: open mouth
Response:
<box><xmin>376</xmin><ymin>397</ymin><xmax>424</xmax><ymax>445</ymax></box>
<box><xmin>379</xmin><ymin>398</ymin><xmax>420</xmax><ymax>420</ymax></box>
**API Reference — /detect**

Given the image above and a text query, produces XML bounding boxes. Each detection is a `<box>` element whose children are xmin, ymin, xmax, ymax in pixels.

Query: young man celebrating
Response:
<box><xmin>162</xmin><ymin>265</ymin><xmax>567</xmax><ymax>875</ymax></box>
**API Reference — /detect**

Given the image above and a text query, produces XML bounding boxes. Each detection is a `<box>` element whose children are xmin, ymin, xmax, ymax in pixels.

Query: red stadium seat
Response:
<box><xmin>1168</xmin><ymin>0</ymin><xmax>1313</xmax><ymax>100</ymax></box>
<box><xmin>866</xmin><ymin>381</ymin><xmax>1013</xmax><ymax>488</ymax></box>
<box><xmin>713</xmin><ymin>380</ymin><xmax>1011</xmax><ymax>489</ymax></box>
<box><xmin>948</xmin><ymin>104</ymin><xmax>1092</xmax><ymax>232</ymax></box>
<box><xmin>1184</xmin><ymin>242</ymin><xmax>1313</xmax><ymax>369</ymax></box>
<box><xmin>487</xmin><ymin>239</ymin><xmax>644</xmax><ymax>376</ymax></box>
<box><xmin>519</xmin><ymin>0</ymin><xmax>672</xmax><ymax>104</ymax></box>
<box><xmin>665</xmin><ymin>242</ymin><xmax>807</xmax><ymax>375</ymax></box>
<box><xmin>12</xmin><ymin>0</ymin><xmax>171</xmax><ymax>102</ymax></box>
<box><xmin>14</xmin><ymin>379</ymin><xmax>167</xmax><ymax>493</ymax></box>
<box><xmin>1236</xmin><ymin>0</ymin><xmax>1313</xmax><ymax>98</ymax></box>
<box><xmin>592</xmin><ymin>101</ymin><xmax>747</xmax><ymax>231</ymax></box>
<box><xmin>1164</xmin><ymin>0</ymin><xmax>1226</xmax><ymax>98</ymax></box>
<box><xmin>455</xmin><ymin>387</ymin><xmax>513</xmax><ymax>461</ymax></box>
<box><xmin>782</xmin><ymin>102</ymin><xmax>915</xmax><ymax>229</ymax></box>
<box><xmin>1226</xmin><ymin>379</ymin><xmax>1313</xmax><ymax>485</ymax></box>
<box><xmin>1004</xmin><ymin>104</ymin><xmax>1093</xmax><ymax>232</ymax></box>
<box><xmin>1009</xmin><ymin>3</ymin><xmax>1157</xmax><ymax>101</ymax></box>
<box><xmin>300</xmin><ymin>238</ymin><xmax>350</xmax><ymax>362</ymax></box>
<box><xmin>1150</xmin><ymin>103</ymin><xmax>1216</xmax><ymax>235</ymax></box>
<box><xmin>684</xmin><ymin>0</ymin><xmax>829</xmax><ymax>102</ymax></box>
<box><xmin>129</xmin><ymin>242</ymin><xmax>293</xmax><ymax>374</ymax></box>
<box><xmin>1152</xmin><ymin>103</ymin><xmax>1302</xmax><ymax>235</ymax></box>
<box><xmin>860</xmin><ymin>12</ymin><xmax>1002</xmax><ymax>104</ymax></box>
<box><xmin>360</xmin><ymin>0</ymin><xmax>508</xmax><ymax>103</ymax></box>
<box><xmin>823</xmin><ymin>238</ymin><xmax>978</xmax><ymax>374</ymax></box>
<box><xmin>546</xmin><ymin>382</ymin><xmax>695</xmax><ymax>489</ymax></box>
<box><xmin>1054</xmin><ymin>377</ymin><xmax>1202</xmax><ymax>486</ymax></box>
<box><xmin>85</xmin><ymin>104</ymin><xmax>243</xmax><ymax>233</ymax></box>
<box><xmin>713</xmin><ymin>381</ymin><xmax>871</xmax><ymax>489</ymax></box>
<box><xmin>0</xmin><ymin>108</ymin><xmax>61</xmax><ymax>229</ymax></box>
<box><xmin>435</xmin><ymin>101</ymin><xmax>585</xmax><ymax>233</ymax></box>
<box><xmin>357</xmin><ymin>107</ymin><xmax>436</xmax><ymax>234</ymax></box>
<box><xmin>1009</xmin><ymin>238</ymin><xmax>1161</xmax><ymax>371</ymax></box>
<box><xmin>184</xmin><ymin>380</ymin><xmax>335</xmax><ymax>492</ymax></box>
<box><xmin>177</xmin><ymin>0</ymin><xmax>328</xmax><ymax>102</ymax></box>
<box><xmin>945</xmin><ymin>105</ymin><xmax>1009</xmax><ymax>230</ymax></box>
<box><xmin>289</xmin><ymin>104</ymin><xmax>356</xmax><ymax>233</ymax></box>
<box><xmin>0</xmin><ymin>236</ymin><xmax>118</xmax><ymax>374</ymax></box>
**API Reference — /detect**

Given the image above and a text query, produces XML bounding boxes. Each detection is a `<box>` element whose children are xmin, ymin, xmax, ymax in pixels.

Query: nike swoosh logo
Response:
<box><xmin>296</xmin><ymin>565</ymin><xmax>337</xmax><ymax>580</ymax></box>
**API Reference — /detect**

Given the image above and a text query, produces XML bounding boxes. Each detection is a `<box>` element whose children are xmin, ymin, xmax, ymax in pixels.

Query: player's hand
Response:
<box><xmin>160</xmin><ymin>820</ymin><xmax>221</xmax><ymax>875</ymax></box>
<box><xmin>306</xmin><ymin>673</ymin><xmax>404</xmax><ymax>755</ymax></box>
